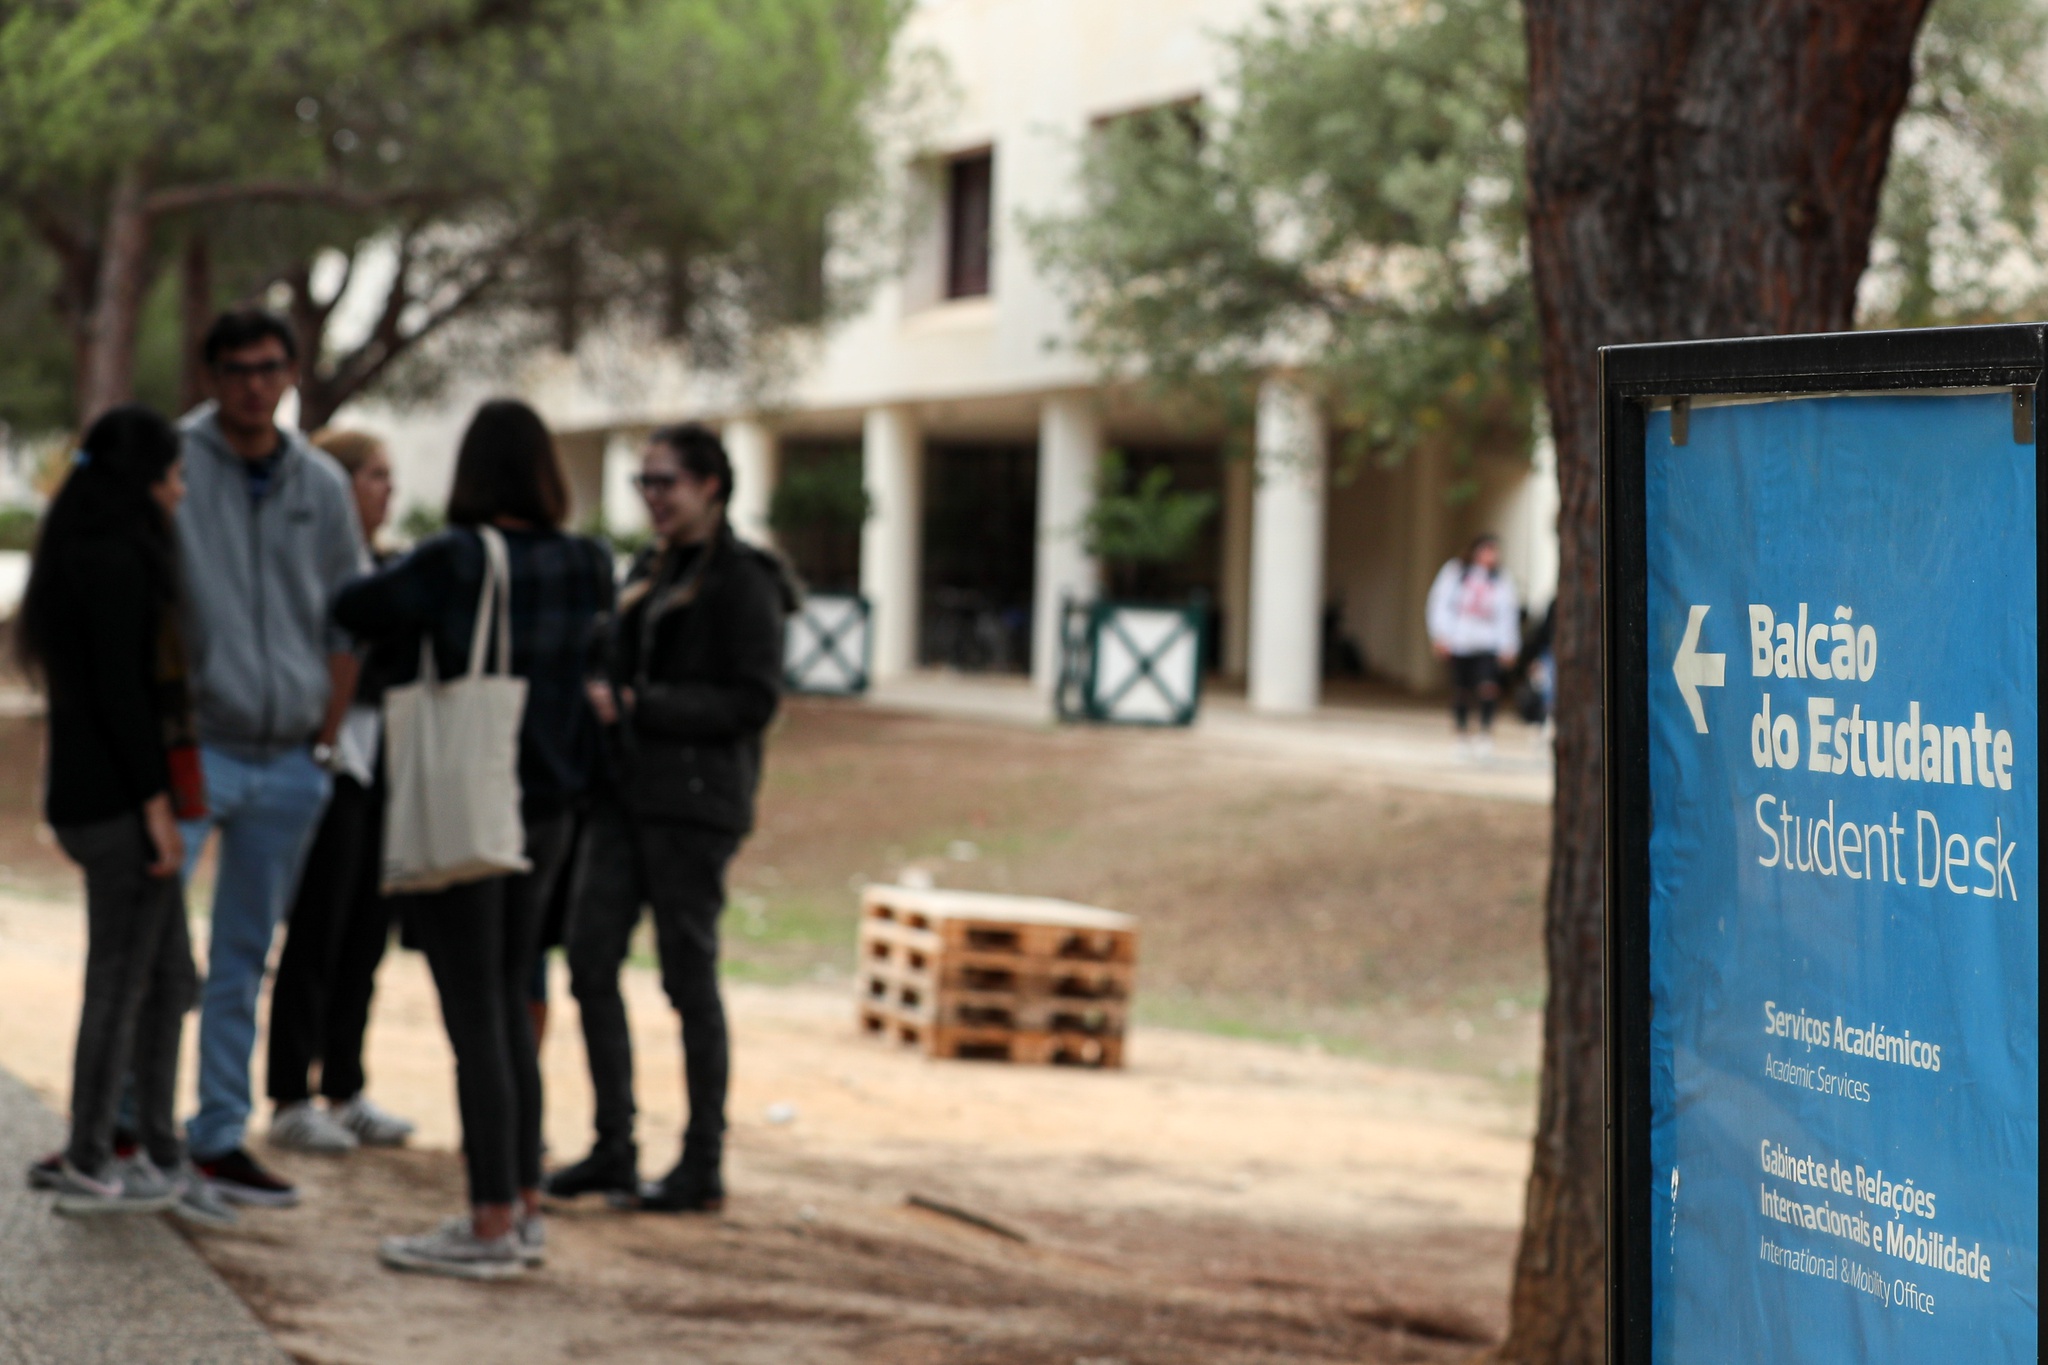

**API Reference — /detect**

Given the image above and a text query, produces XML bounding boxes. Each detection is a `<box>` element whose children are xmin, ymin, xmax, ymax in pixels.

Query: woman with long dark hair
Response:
<box><xmin>334</xmin><ymin>399</ymin><xmax>612</xmax><ymax>1278</ymax></box>
<box><xmin>545</xmin><ymin>423</ymin><xmax>792</xmax><ymax>1215</ymax></box>
<box><xmin>17</xmin><ymin>405</ymin><xmax>205</xmax><ymax>1216</ymax></box>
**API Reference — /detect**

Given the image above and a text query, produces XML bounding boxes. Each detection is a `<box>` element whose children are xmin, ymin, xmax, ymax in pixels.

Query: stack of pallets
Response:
<box><xmin>856</xmin><ymin>885</ymin><xmax>1137</xmax><ymax>1068</ymax></box>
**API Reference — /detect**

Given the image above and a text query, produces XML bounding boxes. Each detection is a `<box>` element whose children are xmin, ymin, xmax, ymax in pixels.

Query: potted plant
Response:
<box><xmin>769</xmin><ymin>447</ymin><xmax>873</xmax><ymax>695</ymax></box>
<box><xmin>1058</xmin><ymin>452</ymin><xmax>1217</xmax><ymax>726</ymax></box>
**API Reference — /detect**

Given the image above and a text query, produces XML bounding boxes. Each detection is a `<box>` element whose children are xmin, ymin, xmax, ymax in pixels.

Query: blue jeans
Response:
<box><xmin>181</xmin><ymin>745</ymin><xmax>331</xmax><ymax>1160</ymax></box>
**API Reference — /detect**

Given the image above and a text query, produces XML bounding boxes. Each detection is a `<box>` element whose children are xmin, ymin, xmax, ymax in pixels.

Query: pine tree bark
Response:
<box><xmin>76</xmin><ymin>165</ymin><xmax>153</xmax><ymax>424</ymax></box>
<box><xmin>1499</xmin><ymin>2</ymin><xmax>1930</xmax><ymax>1360</ymax></box>
<box><xmin>178</xmin><ymin>231</ymin><xmax>213</xmax><ymax>417</ymax></box>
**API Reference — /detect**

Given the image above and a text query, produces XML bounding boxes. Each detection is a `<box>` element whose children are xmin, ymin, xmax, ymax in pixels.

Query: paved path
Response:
<box><xmin>864</xmin><ymin>672</ymin><xmax>1554</xmax><ymax>804</ymax></box>
<box><xmin>0</xmin><ymin>1067</ymin><xmax>286</xmax><ymax>1365</ymax></box>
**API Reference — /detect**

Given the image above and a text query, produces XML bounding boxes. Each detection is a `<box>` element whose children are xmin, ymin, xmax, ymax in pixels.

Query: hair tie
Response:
<box><xmin>71</xmin><ymin>449</ymin><xmax>90</xmax><ymax>468</ymax></box>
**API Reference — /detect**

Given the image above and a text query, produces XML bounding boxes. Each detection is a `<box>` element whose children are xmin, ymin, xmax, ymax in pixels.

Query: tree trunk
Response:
<box><xmin>179</xmin><ymin>231</ymin><xmax>213</xmax><ymax>416</ymax></box>
<box><xmin>76</xmin><ymin>165</ymin><xmax>154</xmax><ymax>425</ymax></box>
<box><xmin>1497</xmin><ymin>2</ymin><xmax>1929</xmax><ymax>1360</ymax></box>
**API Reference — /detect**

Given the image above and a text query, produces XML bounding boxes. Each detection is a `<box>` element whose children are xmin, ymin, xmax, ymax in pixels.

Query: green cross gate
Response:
<box><xmin>784</xmin><ymin>592</ymin><xmax>871</xmax><ymax>695</ymax></box>
<box><xmin>1056</xmin><ymin>598</ymin><xmax>1206</xmax><ymax>727</ymax></box>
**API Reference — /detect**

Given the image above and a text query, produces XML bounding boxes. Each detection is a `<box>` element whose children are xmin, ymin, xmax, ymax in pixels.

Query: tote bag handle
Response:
<box><xmin>415</xmin><ymin>526</ymin><xmax>514</xmax><ymax>685</ymax></box>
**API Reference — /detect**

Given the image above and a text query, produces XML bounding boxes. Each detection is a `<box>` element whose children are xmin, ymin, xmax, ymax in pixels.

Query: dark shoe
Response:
<box><xmin>31</xmin><ymin>1128</ymin><xmax>142</xmax><ymax>1190</ymax></box>
<box><xmin>196</xmin><ymin>1147</ymin><xmax>300</xmax><ymax>1208</ymax></box>
<box><xmin>541</xmin><ymin>1143</ymin><xmax>639</xmax><ymax>1205</ymax></box>
<box><xmin>27</xmin><ymin>1151</ymin><xmax>62</xmax><ymax>1191</ymax></box>
<box><xmin>637</xmin><ymin>1161</ymin><xmax>724</xmax><ymax>1214</ymax></box>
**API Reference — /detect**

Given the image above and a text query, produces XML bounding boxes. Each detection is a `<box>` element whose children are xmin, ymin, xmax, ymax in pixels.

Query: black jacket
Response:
<box><xmin>39</xmin><ymin>535</ymin><xmax>172</xmax><ymax>826</ymax></box>
<box><xmin>604</xmin><ymin>526</ymin><xmax>790</xmax><ymax>832</ymax></box>
<box><xmin>334</xmin><ymin>527</ymin><xmax>615</xmax><ymax>819</ymax></box>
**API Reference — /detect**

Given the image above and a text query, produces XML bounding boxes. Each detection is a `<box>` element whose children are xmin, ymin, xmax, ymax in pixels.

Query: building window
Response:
<box><xmin>944</xmin><ymin>150</ymin><xmax>993</xmax><ymax>299</ymax></box>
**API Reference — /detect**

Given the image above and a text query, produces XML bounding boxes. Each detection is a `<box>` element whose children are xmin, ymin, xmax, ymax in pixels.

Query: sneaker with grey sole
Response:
<box><xmin>269</xmin><ymin>1101</ymin><xmax>359</xmax><ymax>1154</ymax></box>
<box><xmin>114</xmin><ymin>1152</ymin><xmax>178</xmax><ymax>1203</ymax></box>
<box><xmin>516</xmin><ymin>1213</ymin><xmax>546</xmax><ymax>1267</ymax></box>
<box><xmin>171</xmin><ymin>1167</ymin><xmax>239</xmax><ymax>1229</ymax></box>
<box><xmin>331</xmin><ymin>1094</ymin><xmax>415</xmax><ymax>1147</ymax></box>
<box><xmin>379</xmin><ymin>1217</ymin><xmax>524</xmax><ymax>1280</ymax></box>
<box><xmin>53</xmin><ymin>1160</ymin><xmax>172</xmax><ymax>1217</ymax></box>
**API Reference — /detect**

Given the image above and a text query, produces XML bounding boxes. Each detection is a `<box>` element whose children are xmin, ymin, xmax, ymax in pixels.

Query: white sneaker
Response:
<box><xmin>53</xmin><ymin>1159</ymin><xmax>171</xmax><ymax>1216</ymax></box>
<box><xmin>269</xmin><ymin>1101</ymin><xmax>359</xmax><ymax>1154</ymax></box>
<box><xmin>171</xmin><ymin>1164</ymin><xmax>239</xmax><ymax>1229</ymax></box>
<box><xmin>379</xmin><ymin>1217</ymin><xmax>524</xmax><ymax>1280</ymax></box>
<box><xmin>114</xmin><ymin>1152</ymin><xmax>177</xmax><ymax>1203</ymax></box>
<box><xmin>331</xmin><ymin>1094</ymin><xmax>415</xmax><ymax>1148</ymax></box>
<box><xmin>516</xmin><ymin>1213</ymin><xmax>546</xmax><ymax>1267</ymax></box>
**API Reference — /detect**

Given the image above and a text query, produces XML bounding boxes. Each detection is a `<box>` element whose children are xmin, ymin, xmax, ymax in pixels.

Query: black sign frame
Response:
<box><xmin>1601</xmin><ymin>323</ymin><xmax>2046</xmax><ymax>1364</ymax></box>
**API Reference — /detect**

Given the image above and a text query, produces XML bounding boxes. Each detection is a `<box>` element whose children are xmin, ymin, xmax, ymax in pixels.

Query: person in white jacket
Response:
<box><xmin>1425</xmin><ymin>534</ymin><xmax>1520</xmax><ymax>750</ymax></box>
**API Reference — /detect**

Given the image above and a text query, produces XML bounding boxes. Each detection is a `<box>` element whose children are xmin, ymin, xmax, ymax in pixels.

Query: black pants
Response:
<box><xmin>566</xmin><ymin>802</ymin><xmax>740</xmax><ymax>1166</ymax></box>
<box><xmin>57</xmin><ymin>814</ymin><xmax>197</xmax><ymax>1174</ymax></box>
<box><xmin>1449</xmin><ymin>652</ymin><xmax>1502</xmax><ymax>731</ymax></box>
<box><xmin>406</xmin><ymin>812</ymin><xmax>574</xmax><ymax>1206</ymax></box>
<box><xmin>267</xmin><ymin>775</ymin><xmax>393</xmax><ymax>1105</ymax></box>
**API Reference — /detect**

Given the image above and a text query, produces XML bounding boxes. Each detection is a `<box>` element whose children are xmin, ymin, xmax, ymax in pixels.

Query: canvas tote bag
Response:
<box><xmin>380</xmin><ymin>526</ymin><xmax>532</xmax><ymax>893</ymax></box>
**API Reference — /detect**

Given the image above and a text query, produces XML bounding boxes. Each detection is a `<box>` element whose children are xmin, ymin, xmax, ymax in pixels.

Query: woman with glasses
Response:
<box><xmin>544</xmin><ymin>424</ymin><xmax>793</xmax><ymax>1214</ymax></box>
<box><xmin>334</xmin><ymin>400</ymin><xmax>612</xmax><ymax>1278</ymax></box>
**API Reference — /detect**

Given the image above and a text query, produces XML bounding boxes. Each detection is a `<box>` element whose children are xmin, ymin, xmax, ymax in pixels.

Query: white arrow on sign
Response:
<box><xmin>1673</xmin><ymin>604</ymin><xmax>1726</xmax><ymax>734</ymax></box>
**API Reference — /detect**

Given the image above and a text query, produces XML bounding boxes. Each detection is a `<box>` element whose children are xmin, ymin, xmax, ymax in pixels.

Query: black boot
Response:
<box><xmin>638</xmin><ymin>1136</ymin><xmax>723</xmax><ymax>1214</ymax></box>
<box><xmin>541</xmin><ymin>1141</ymin><xmax>639</xmax><ymax>1205</ymax></box>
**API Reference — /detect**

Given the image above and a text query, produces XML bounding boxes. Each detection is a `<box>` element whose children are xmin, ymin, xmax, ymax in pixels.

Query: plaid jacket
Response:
<box><xmin>333</xmin><ymin>525</ymin><xmax>616</xmax><ymax>817</ymax></box>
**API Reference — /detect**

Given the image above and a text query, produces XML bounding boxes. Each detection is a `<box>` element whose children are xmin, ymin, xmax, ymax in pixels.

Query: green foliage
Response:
<box><xmin>396</xmin><ymin>503</ymin><xmax>445</xmax><ymax>544</ymax></box>
<box><xmin>1025</xmin><ymin>0</ymin><xmax>1535</xmax><ymax>474</ymax></box>
<box><xmin>0</xmin><ymin>0</ymin><xmax>908</xmax><ymax>431</ymax></box>
<box><xmin>767</xmin><ymin>448</ymin><xmax>869</xmax><ymax>535</ymax></box>
<box><xmin>576</xmin><ymin>510</ymin><xmax>652</xmax><ymax>560</ymax></box>
<box><xmin>0</xmin><ymin>504</ymin><xmax>36</xmax><ymax>551</ymax></box>
<box><xmin>0</xmin><ymin>211</ymin><xmax>71</xmax><ymax>434</ymax></box>
<box><xmin>1081</xmin><ymin>451</ymin><xmax>1217</xmax><ymax>582</ymax></box>
<box><xmin>1861</xmin><ymin>0</ymin><xmax>2048</xmax><ymax>326</ymax></box>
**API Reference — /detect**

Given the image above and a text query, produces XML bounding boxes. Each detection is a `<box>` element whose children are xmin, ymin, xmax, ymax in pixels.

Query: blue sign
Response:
<box><xmin>1645</xmin><ymin>391</ymin><xmax>2039</xmax><ymax>1361</ymax></box>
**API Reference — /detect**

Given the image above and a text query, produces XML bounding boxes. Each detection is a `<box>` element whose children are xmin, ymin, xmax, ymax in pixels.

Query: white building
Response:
<box><xmin>354</xmin><ymin>0</ymin><xmax>1557</xmax><ymax>712</ymax></box>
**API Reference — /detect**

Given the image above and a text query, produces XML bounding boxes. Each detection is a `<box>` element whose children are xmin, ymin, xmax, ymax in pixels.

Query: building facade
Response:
<box><xmin>358</xmin><ymin>0</ymin><xmax>1558</xmax><ymax>712</ymax></box>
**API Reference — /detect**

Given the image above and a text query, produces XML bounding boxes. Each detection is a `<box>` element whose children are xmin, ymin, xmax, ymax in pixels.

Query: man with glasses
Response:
<box><xmin>173</xmin><ymin>309</ymin><xmax>364</xmax><ymax>1207</ymax></box>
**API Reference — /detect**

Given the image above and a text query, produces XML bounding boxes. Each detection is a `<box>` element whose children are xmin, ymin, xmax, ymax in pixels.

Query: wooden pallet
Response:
<box><xmin>858</xmin><ymin>970</ymin><xmax>1129</xmax><ymax>1034</ymax></box>
<box><xmin>859</xmin><ymin>1008</ymin><xmax>1128</xmax><ymax>1068</ymax></box>
<box><xmin>854</xmin><ymin>885</ymin><xmax>1137</xmax><ymax>1068</ymax></box>
<box><xmin>860</xmin><ymin>934</ymin><xmax>1133</xmax><ymax>1000</ymax></box>
<box><xmin>860</xmin><ymin>886</ymin><xmax>1137</xmax><ymax>964</ymax></box>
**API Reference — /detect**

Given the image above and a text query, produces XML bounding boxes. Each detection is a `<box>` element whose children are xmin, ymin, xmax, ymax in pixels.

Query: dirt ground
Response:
<box><xmin>0</xmin><ymin>698</ymin><xmax>1551</xmax><ymax>1363</ymax></box>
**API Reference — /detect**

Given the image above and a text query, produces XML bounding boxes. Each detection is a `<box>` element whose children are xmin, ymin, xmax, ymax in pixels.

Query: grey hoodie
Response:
<box><xmin>176</xmin><ymin>406</ymin><xmax>364</xmax><ymax>758</ymax></box>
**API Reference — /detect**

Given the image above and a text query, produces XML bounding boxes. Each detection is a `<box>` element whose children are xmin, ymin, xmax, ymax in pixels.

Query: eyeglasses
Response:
<box><xmin>632</xmin><ymin>473</ymin><xmax>680</xmax><ymax>494</ymax></box>
<box><xmin>213</xmin><ymin>358</ymin><xmax>291</xmax><ymax>380</ymax></box>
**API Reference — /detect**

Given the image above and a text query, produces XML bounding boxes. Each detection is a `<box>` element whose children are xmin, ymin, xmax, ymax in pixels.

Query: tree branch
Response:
<box><xmin>144</xmin><ymin>180</ymin><xmax>438</xmax><ymax>217</ymax></box>
<box><xmin>297</xmin><ymin>231</ymin><xmax>520</xmax><ymax>428</ymax></box>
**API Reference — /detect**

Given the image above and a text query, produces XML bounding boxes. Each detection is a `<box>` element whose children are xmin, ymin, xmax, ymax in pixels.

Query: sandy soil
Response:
<box><xmin>0</xmin><ymin>699</ymin><xmax>1549</xmax><ymax>1362</ymax></box>
<box><xmin>0</xmin><ymin>883</ymin><xmax>1531</xmax><ymax>1364</ymax></box>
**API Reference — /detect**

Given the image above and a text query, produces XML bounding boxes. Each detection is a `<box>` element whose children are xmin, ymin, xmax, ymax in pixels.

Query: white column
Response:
<box><xmin>860</xmin><ymin>405</ymin><xmax>923</xmax><ymax>679</ymax></box>
<box><xmin>721</xmin><ymin>418</ymin><xmax>778</xmax><ymax>546</ymax></box>
<box><xmin>601</xmin><ymin>430</ymin><xmax>649</xmax><ymax>535</ymax></box>
<box><xmin>1248</xmin><ymin>377</ymin><xmax>1327</xmax><ymax>714</ymax></box>
<box><xmin>1030</xmin><ymin>394</ymin><xmax>1102</xmax><ymax>693</ymax></box>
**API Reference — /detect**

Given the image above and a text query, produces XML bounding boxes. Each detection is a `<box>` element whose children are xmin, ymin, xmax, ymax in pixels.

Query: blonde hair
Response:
<box><xmin>308</xmin><ymin>427</ymin><xmax>387</xmax><ymax>477</ymax></box>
